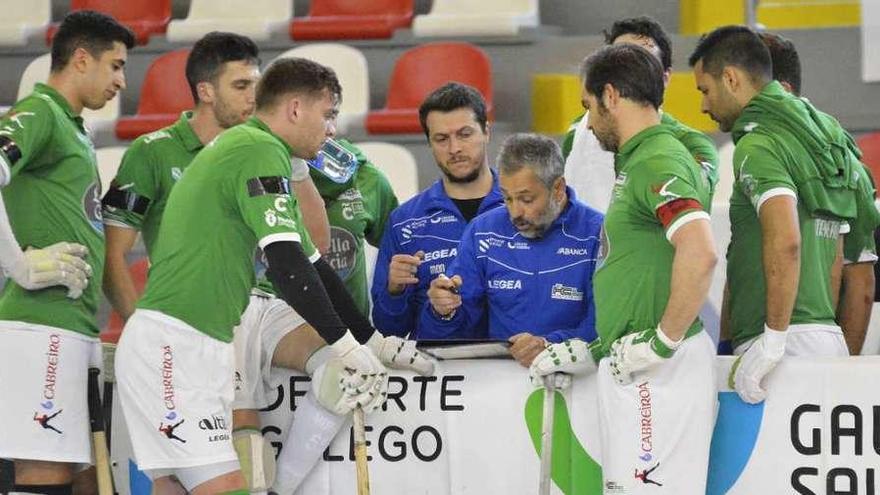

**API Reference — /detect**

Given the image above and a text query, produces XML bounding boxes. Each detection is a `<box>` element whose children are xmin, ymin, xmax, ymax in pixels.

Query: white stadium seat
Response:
<box><xmin>166</xmin><ymin>0</ymin><xmax>292</xmax><ymax>42</ymax></box>
<box><xmin>412</xmin><ymin>0</ymin><xmax>539</xmax><ymax>37</ymax></box>
<box><xmin>354</xmin><ymin>141</ymin><xmax>419</xmax><ymax>202</ymax></box>
<box><xmin>17</xmin><ymin>53</ymin><xmax>120</xmax><ymax>132</ymax></box>
<box><xmin>0</xmin><ymin>0</ymin><xmax>49</xmax><ymax>46</ymax></box>
<box><xmin>96</xmin><ymin>146</ymin><xmax>127</xmax><ymax>195</ymax></box>
<box><xmin>276</xmin><ymin>44</ymin><xmax>369</xmax><ymax>134</ymax></box>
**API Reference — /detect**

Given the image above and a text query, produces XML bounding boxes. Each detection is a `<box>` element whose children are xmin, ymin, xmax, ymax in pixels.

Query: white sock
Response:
<box><xmin>271</xmin><ymin>392</ymin><xmax>348</xmax><ymax>495</ymax></box>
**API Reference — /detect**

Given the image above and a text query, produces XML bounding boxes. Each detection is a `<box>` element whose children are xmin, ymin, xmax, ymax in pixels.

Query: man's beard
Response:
<box><xmin>514</xmin><ymin>195</ymin><xmax>564</xmax><ymax>239</ymax></box>
<box><xmin>441</xmin><ymin>158</ymin><xmax>483</xmax><ymax>184</ymax></box>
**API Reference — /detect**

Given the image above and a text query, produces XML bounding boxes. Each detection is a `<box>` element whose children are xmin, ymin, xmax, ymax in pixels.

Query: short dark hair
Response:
<box><xmin>604</xmin><ymin>16</ymin><xmax>672</xmax><ymax>71</ymax></box>
<box><xmin>186</xmin><ymin>32</ymin><xmax>260</xmax><ymax>103</ymax></box>
<box><xmin>51</xmin><ymin>10</ymin><xmax>135</xmax><ymax>73</ymax></box>
<box><xmin>758</xmin><ymin>32</ymin><xmax>801</xmax><ymax>96</ymax></box>
<box><xmin>497</xmin><ymin>133</ymin><xmax>564</xmax><ymax>190</ymax></box>
<box><xmin>581</xmin><ymin>44</ymin><xmax>665</xmax><ymax>110</ymax></box>
<box><xmin>688</xmin><ymin>25</ymin><xmax>772</xmax><ymax>84</ymax></box>
<box><xmin>418</xmin><ymin>82</ymin><xmax>488</xmax><ymax>137</ymax></box>
<box><xmin>255</xmin><ymin>57</ymin><xmax>341</xmax><ymax>111</ymax></box>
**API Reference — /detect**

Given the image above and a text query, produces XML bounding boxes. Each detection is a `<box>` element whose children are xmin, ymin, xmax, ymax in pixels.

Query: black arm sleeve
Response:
<box><xmin>313</xmin><ymin>257</ymin><xmax>378</xmax><ymax>344</ymax></box>
<box><xmin>264</xmin><ymin>241</ymin><xmax>347</xmax><ymax>345</ymax></box>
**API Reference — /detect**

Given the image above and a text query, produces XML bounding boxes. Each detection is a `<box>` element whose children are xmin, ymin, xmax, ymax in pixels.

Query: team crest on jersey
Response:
<box><xmin>340</xmin><ymin>197</ymin><xmax>366</xmax><ymax>221</ymax></box>
<box><xmin>327</xmin><ymin>226</ymin><xmax>357</xmax><ymax>280</ymax></box>
<box><xmin>264</xmin><ymin>209</ymin><xmax>277</xmax><ymax>227</ymax></box>
<box><xmin>82</xmin><ymin>182</ymin><xmax>103</xmax><ymax>234</ymax></box>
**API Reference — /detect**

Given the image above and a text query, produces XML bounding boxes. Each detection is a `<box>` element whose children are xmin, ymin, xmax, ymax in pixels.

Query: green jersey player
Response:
<box><xmin>311</xmin><ymin>139</ymin><xmax>398</xmax><ymax>315</ymax></box>
<box><xmin>531</xmin><ymin>44</ymin><xmax>718</xmax><ymax>495</ymax></box>
<box><xmin>115</xmin><ymin>58</ymin><xmax>429</xmax><ymax>495</ymax></box>
<box><xmin>691</xmin><ymin>26</ymin><xmax>859</xmax><ymax>404</ymax></box>
<box><xmin>562</xmin><ymin>16</ymin><xmax>719</xmax><ymax>213</ymax></box>
<box><xmin>756</xmin><ymin>31</ymin><xmax>880</xmax><ymax>356</ymax></box>
<box><xmin>102</xmin><ymin>34</ymin><xmax>341</xmax><ymax>493</ymax></box>
<box><xmin>0</xmin><ymin>11</ymin><xmax>134</xmax><ymax>493</ymax></box>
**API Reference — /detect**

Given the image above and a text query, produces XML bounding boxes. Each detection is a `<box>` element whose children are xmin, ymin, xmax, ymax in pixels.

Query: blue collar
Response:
<box><xmin>424</xmin><ymin>167</ymin><xmax>504</xmax><ymax>218</ymax></box>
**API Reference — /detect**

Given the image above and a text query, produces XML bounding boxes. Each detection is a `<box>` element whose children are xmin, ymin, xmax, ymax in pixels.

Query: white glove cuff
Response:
<box><xmin>762</xmin><ymin>324</ymin><xmax>788</xmax><ymax>358</ymax></box>
<box><xmin>655</xmin><ymin>325</ymin><xmax>683</xmax><ymax>350</ymax></box>
<box><xmin>305</xmin><ymin>345</ymin><xmax>337</xmax><ymax>375</ymax></box>
<box><xmin>329</xmin><ymin>330</ymin><xmax>359</xmax><ymax>356</ymax></box>
<box><xmin>365</xmin><ymin>331</ymin><xmax>384</xmax><ymax>353</ymax></box>
<box><xmin>290</xmin><ymin>158</ymin><xmax>310</xmax><ymax>182</ymax></box>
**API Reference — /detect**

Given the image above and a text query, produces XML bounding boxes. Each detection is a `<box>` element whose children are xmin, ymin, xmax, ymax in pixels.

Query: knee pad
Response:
<box><xmin>233</xmin><ymin>428</ymin><xmax>276</xmax><ymax>491</ymax></box>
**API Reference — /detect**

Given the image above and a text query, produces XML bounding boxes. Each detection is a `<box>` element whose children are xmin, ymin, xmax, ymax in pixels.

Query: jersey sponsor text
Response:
<box><xmin>488</xmin><ymin>279</ymin><xmax>522</xmax><ymax>290</ymax></box>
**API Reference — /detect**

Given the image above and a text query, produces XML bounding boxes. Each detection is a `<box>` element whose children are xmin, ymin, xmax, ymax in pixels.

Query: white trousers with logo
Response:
<box><xmin>0</xmin><ymin>321</ymin><xmax>98</xmax><ymax>463</ymax></box>
<box><xmin>116</xmin><ymin>309</ymin><xmax>237</xmax><ymax>471</ymax></box>
<box><xmin>597</xmin><ymin>331</ymin><xmax>717</xmax><ymax>495</ymax></box>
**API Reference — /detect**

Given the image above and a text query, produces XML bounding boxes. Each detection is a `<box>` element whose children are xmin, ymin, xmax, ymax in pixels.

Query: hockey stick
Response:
<box><xmin>87</xmin><ymin>367</ymin><xmax>113</xmax><ymax>495</ymax></box>
<box><xmin>352</xmin><ymin>406</ymin><xmax>370</xmax><ymax>495</ymax></box>
<box><xmin>417</xmin><ymin>339</ymin><xmax>512</xmax><ymax>361</ymax></box>
<box><xmin>538</xmin><ymin>374</ymin><xmax>556</xmax><ymax>495</ymax></box>
<box><xmin>100</xmin><ymin>342</ymin><xmax>116</xmax><ymax>449</ymax></box>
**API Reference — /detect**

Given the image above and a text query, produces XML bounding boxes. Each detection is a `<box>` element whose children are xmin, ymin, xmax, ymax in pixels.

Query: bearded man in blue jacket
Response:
<box><xmin>425</xmin><ymin>133</ymin><xmax>604</xmax><ymax>366</ymax></box>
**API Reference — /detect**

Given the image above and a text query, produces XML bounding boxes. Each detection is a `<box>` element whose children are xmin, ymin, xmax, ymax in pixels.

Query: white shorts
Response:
<box><xmin>0</xmin><ymin>321</ymin><xmax>99</xmax><ymax>463</ymax></box>
<box><xmin>598</xmin><ymin>331</ymin><xmax>717</xmax><ymax>495</ymax></box>
<box><xmin>115</xmin><ymin>309</ymin><xmax>238</xmax><ymax>471</ymax></box>
<box><xmin>232</xmin><ymin>291</ymin><xmax>305</xmax><ymax>410</ymax></box>
<box><xmin>733</xmin><ymin>323</ymin><xmax>848</xmax><ymax>357</ymax></box>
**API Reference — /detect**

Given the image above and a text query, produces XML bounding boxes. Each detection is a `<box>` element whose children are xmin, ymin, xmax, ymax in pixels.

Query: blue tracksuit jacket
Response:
<box><xmin>371</xmin><ymin>172</ymin><xmax>504</xmax><ymax>337</ymax></box>
<box><xmin>419</xmin><ymin>188</ymin><xmax>603</xmax><ymax>342</ymax></box>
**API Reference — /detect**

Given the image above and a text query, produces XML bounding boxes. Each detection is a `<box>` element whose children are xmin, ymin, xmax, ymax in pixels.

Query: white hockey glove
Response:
<box><xmin>330</xmin><ymin>331</ymin><xmax>388</xmax><ymax>413</ymax></box>
<box><xmin>731</xmin><ymin>325</ymin><xmax>787</xmax><ymax>404</ymax></box>
<box><xmin>529</xmin><ymin>339</ymin><xmax>597</xmax><ymax>389</ymax></box>
<box><xmin>4</xmin><ymin>242</ymin><xmax>92</xmax><ymax>298</ymax></box>
<box><xmin>366</xmin><ymin>332</ymin><xmax>436</xmax><ymax>376</ymax></box>
<box><xmin>609</xmin><ymin>326</ymin><xmax>682</xmax><ymax>386</ymax></box>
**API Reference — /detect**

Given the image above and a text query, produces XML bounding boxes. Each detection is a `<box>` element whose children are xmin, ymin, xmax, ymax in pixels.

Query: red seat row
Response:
<box><xmin>48</xmin><ymin>0</ymin><xmax>415</xmax><ymax>45</ymax></box>
<box><xmin>115</xmin><ymin>43</ymin><xmax>493</xmax><ymax>139</ymax></box>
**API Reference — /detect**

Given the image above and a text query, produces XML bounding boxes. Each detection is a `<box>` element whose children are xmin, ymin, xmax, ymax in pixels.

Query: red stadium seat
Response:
<box><xmin>857</xmin><ymin>132</ymin><xmax>880</xmax><ymax>183</ymax></box>
<box><xmin>46</xmin><ymin>0</ymin><xmax>172</xmax><ymax>46</ymax></box>
<box><xmin>290</xmin><ymin>0</ymin><xmax>413</xmax><ymax>40</ymax></box>
<box><xmin>101</xmin><ymin>257</ymin><xmax>149</xmax><ymax>345</ymax></box>
<box><xmin>366</xmin><ymin>42</ymin><xmax>493</xmax><ymax>134</ymax></box>
<box><xmin>115</xmin><ymin>49</ymin><xmax>193</xmax><ymax>140</ymax></box>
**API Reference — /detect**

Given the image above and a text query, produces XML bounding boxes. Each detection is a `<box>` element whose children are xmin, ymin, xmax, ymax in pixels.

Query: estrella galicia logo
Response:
<box><xmin>706</xmin><ymin>392</ymin><xmax>765</xmax><ymax>494</ymax></box>
<box><xmin>82</xmin><ymin>182</ymin><xmax>104</xmax><ymax>234</ymax></box>
<box><xmin>327</xmin><ymin>226</ymin><xmax>357</xmax><ymax>280</ymax></box>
